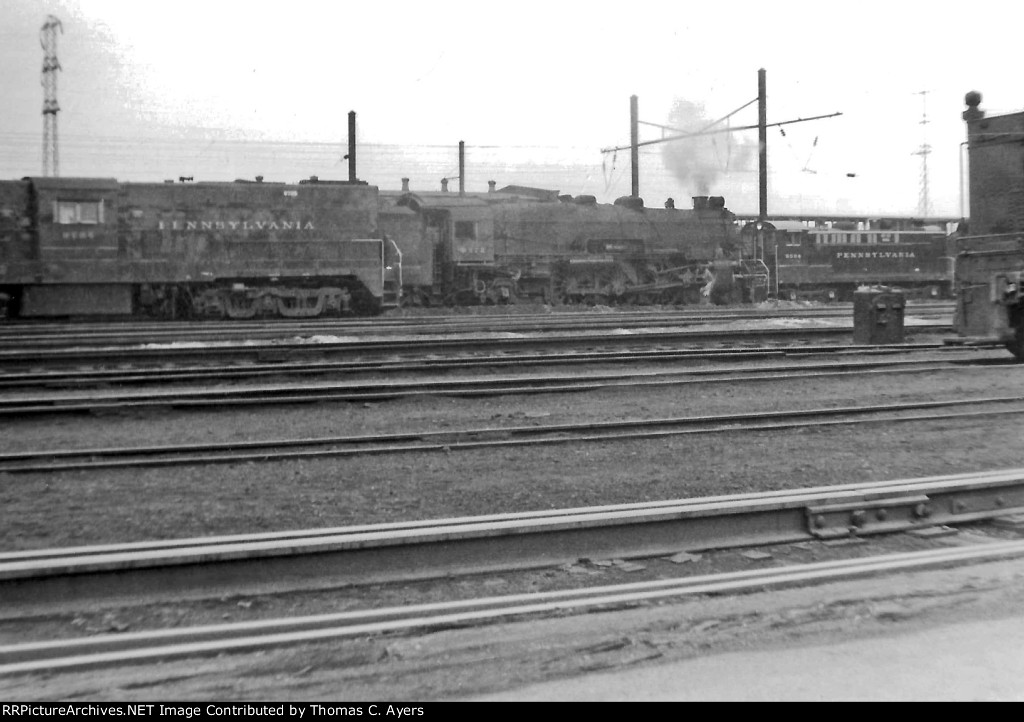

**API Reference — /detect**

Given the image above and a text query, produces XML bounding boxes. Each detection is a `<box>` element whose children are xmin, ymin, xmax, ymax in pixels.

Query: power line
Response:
<box><xmin>600</xmin><ymin>112</ymin><xmax>842</xmax><ymax>154</ymax></box>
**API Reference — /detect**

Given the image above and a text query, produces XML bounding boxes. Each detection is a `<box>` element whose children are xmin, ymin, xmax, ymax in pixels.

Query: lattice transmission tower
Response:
<box><xmin>40</xmin><ymin>15</ymin><xmax>63</xmax><ymax>177</ymax></box>
<box><xmin>913</xmin><ymin>90</ymin><xmax>932</xmax><ymax>217</ymax></box>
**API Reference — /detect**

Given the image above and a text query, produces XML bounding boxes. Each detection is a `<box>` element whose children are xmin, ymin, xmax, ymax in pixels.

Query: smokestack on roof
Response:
<box><xmin>401</xmin><ymin>178</ymin><xmax>410</xmax><ymax>192</ymax></box>
<box><xmin>488</xmin><ymin>181</ymin><xmax>496</xmax><ymax>193</ymax></box>
<box><xmin>441</xmin><ymin>178</ymin><xmax>449</xmax><ymax>192</ymax></box>
<box><xmin>692</xmin><ymin>196</ymin><xmax>709</xmax><ymax>210</ymax></box>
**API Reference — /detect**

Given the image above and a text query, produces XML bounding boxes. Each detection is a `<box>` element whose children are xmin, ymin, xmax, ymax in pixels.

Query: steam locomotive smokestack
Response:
<box><xmin>348</xmin><ymin>111</ymin><xmax>357</xmax><ymax>183</ymax></box>
<box><xmin>459</xmin><ymin>140</ymin><xmax>465</xmax><ymax>196</ymax></box>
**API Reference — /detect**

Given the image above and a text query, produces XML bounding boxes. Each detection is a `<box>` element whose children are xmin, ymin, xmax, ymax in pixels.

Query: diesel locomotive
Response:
<box><xmin>740</xmin><ymin>219</ymin><xmax>953</xmax><ymax>302</ymax></box>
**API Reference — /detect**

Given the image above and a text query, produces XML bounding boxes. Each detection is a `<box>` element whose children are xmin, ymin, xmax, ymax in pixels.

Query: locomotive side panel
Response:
<box><xmin>0</xmin><ymin>179</ymin><xmax>32</xmax><ymax>317</ymax></box>
<box><xmin>0</xmin><ymin>179</ymin><xmax>31</xmax><ymax>274</ymax></box>
<box><xmin>769</xmin><ymin>227</ymin><xmax>952</xmax><ymax>300</ymax></box>
<box><xmin>118</xmin><ymin>181</ymin><xmax>379</xmax><ymax>282</ymax></box>
<box><xmin>9</xmin><ymin>177</ymin><xmax>132</xmax><ymax>315</ymax></box>
<box><xmin>2</xmin><ymin>178</ymin><xmax>387</xmax><ymax>318</ymax></box>
<box><xmin>120</xmin><ymin>180</ymin><xmax>385</xmax><ymax>316</ymax></box>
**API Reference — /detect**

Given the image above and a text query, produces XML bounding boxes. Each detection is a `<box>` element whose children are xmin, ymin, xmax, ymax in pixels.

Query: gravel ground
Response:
<box><xmin>1</xmin><ymin>339</ymin><xmax>1020</xmax><ymax>551</ymax></box>
<box><xmin>6</xmin><ymin>311</ymin><xmax>1024</xmax><ymax>701</ymax></box>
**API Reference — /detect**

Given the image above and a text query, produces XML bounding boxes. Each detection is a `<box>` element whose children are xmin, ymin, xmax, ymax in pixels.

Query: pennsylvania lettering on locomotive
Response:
<box><xmin>834</xmin><ymin>251</ymin><xmax>916</xmax><ymax>259</ymax></box>
<box><xmin>157</xmin><ymin>220</ymin><xmax>315</xmax><ymax>231</ymax></box>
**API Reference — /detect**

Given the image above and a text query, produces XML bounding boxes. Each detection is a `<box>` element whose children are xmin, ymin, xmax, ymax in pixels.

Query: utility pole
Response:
<box><xmin>605</xmin><ymin>70</ymin><xmax>838</xmax><ymax>218</ymax></box>
<box><xmin>347</xmin><ymin>111</ymin><xmax>357</xmax><ymax>182</ymax></box>
<box><xmin>459</xmin><ymin>140</ymin><xmax>465</xmax><ymax>195</ymax></box>
<box><xmin>758</xmin><ymin>68</ymin><xmax>767</xmax><ymax>222</ymax></box>
<box><xmin>914</xmin><ymin>90</ymin><xmax>932</xmax><ymax>217</ymax></box>
<box><xmin>630</xmin><ymin>95</ymin><xmax>639</xmax><ymax>198</ymax></box>
<box><xmin>40</xmin><ymin>15</ymin><xmax>63</xmax><ymax>177</ymax></box>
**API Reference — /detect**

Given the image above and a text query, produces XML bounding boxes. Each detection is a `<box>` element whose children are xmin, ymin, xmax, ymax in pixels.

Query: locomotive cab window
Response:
<box><xmin>55</xmin><ymin>200</ymin><xmax>104</xmax><ymax>224</ymax></box>
<box><xmin>454</xmin><ymin>221</ymin><xmax>476</xmax><ymax>240</ymax></box>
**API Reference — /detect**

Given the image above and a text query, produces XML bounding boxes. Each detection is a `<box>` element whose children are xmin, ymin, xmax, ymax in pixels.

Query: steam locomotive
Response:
<box><xmin>0</xmin><ymin>174</ymin><xmax>765</xmax><ymax>319</ymax></box>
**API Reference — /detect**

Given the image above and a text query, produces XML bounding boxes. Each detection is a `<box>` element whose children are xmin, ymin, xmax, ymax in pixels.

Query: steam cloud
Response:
<box><xmin>660</xmin><ymin>99</ymin><xmax>755</xmax><ymax>195</ymax></box>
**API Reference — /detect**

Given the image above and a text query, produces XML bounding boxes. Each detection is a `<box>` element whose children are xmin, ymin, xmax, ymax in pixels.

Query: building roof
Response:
<box><xmin>397</xmin><ymin>192</ymin><xmax>491</xmax><ymax>211</ymax></box>
<box><xmin>27</xmin><ymin>177</ymin><xmax>120</xmax><ymax>191</ymax></box>
<box><xmin>496</xmin><ymin>185</ymin><xmax>561</xmax><ymax>201</ymax></box>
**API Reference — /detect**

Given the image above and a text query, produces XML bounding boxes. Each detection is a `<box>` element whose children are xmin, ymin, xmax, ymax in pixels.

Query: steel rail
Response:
<box><xmin>3</xmin><ymin>538</ymin><xmax>1024</xmax><ymax>676</ymax></box>
<box><xmin>4</xmin><ymin>467</ymin><xmax>1018</xmax><ymax>561</ymax></box>
<box><xmin>2</xmin><ymin>396</ymin><xmax>1022</xmax><ymax>473</ymax></box>
<box><xmin>0</xmin><ymin>355</ymin><xmax>993</xmax><ymax>414</ymax></box>
<box><xmin>0</xmin><ymin>323</ymin><xmax>952</xmax><ymax>369</ymax></box>
<box><xmin>4</xmin><ymin>468</ymin><xmax>1024</xmax><ymax>618</ymax></box>
<box><xmin>3</xmin><ymin>396</ymin><xmax>1024</xmax><ymax>473</ymax></box>
<box><xmin>0</xmin><ymin>343</ymin><xmax>969</xmax><ymax>389</ymax></box>
<box><xmin>0</xmin><ymin>304</ymin><xmax>956</xmax><ymax>345</ymax></box>
<box><xmin>0</xmin><ymin>344</ymin><xmax>985</xmax><ymax>391</ymax></box>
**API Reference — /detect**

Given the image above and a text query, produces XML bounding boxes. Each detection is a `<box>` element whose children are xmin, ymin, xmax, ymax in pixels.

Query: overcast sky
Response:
<box><xmin>2</xmin><ymin>0</ymin><xmax>1022</xmax><ymax>217</ymax></box>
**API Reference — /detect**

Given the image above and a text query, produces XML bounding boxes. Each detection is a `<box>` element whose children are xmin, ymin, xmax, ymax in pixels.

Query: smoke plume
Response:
<box><xmin>660</xmin><ymin>98</ymin><xmax>755</xmax><ymax>195</ymax></box>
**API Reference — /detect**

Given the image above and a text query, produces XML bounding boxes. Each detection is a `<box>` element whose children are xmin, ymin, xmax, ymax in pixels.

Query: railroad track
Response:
<box><xmin>6</xmin><ymin>542</ymin><xmax>1024</xmax><ymax>677</ymax></box>
<box><xmin>2</xmin><ymin>394</ymin><xmax>1022</xmax><ymax>471</ymax></box>
<box><xmin>0</xmin><ymin>322</ymin><xmax>955</xmax><ymax>370</ymax></box>
<box><xmin>0</xmin><ymin>353</ymin><xmax>1000</xmax><ymax>412</ymax></box>
<box><xmin>0</xmin><ymin>303</ymin><xmax>956</xmax><ymax>347</ymax></box>
<box><xmin>0</xmin><ymin>342</ymin><xmax>989</xmax><ymax>391</ymax></box>
<box><xmin>3</xmin><ymin>467</ymin><xmax>1024</xmax><ymax>675</ymax></box>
